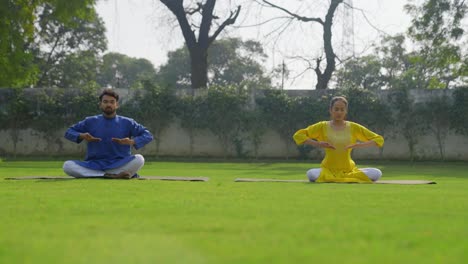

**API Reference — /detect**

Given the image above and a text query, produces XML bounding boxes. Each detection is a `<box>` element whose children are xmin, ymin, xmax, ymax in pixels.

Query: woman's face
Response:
<box><xmin>329</xmin><ymin>100</ymin><xmax>347</xmax><ymax>122</ymax></box>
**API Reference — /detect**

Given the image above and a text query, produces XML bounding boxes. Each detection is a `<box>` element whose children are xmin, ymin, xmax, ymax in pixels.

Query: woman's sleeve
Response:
<box><xmin>353</xmin><ymin>123</ymin><xmax>384</xmax><ymax>147</ymax></box>
<box><xmin>293</xmin><ymin>122</ymin><xmax>323</xmax><ymax>145</ymax></box>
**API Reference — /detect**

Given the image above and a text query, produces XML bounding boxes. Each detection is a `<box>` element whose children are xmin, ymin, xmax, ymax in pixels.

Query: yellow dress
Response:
<box><xmin>293</xmin><ymin>121</ymin><xmax>384</xmax><ymax>183</ymax></box>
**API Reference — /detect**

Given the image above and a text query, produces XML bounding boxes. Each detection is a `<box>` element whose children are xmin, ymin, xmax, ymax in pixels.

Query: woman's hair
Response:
<box><xmin>99</xmin><ymin>88</ymin><xmax>120</xmax><ymax>102</ymax></box>
<box><xmin>329</xmin><ymin>96</ymin><xmax>348</xmax><ymax>109</ymax></box>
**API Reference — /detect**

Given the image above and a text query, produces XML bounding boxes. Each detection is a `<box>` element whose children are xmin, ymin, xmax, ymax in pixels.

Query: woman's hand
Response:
<box><xmin>346</xmin><ymin>141</ymin><xmax>377</xmax><ymax>149</ymax></box>
<box><xmin>304</xmin><ymin>139</ymin><xmax>335</xmax><ymax>149</ymax></box>
<box><xmin>317</xmin><ymin>141</ymin><xmax>336</xmax><ymax>149</ymax></box>
<box><xmin>309</xmin><ymin>140</ymin><xmax>336</xmax><ymax>149</ymax></box>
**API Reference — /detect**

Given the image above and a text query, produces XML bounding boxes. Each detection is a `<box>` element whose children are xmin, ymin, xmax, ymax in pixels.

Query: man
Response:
<box><xmin>63</xmin><ymin>88</ymin><xmax>153</xmax><ymax>179</ymax></box>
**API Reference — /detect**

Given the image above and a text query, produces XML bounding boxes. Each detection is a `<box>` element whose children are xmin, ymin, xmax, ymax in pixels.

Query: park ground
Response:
<box><xmin>0</xmin><ymin>160</ymin><xmax>467</xmax><ymax>264</ymax></box>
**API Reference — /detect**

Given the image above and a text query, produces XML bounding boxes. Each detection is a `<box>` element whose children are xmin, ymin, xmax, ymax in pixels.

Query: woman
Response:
<box><xmin>293</xmin><ymin>96</ymin><xmax>384</xmax><ymax>183</ymax></box>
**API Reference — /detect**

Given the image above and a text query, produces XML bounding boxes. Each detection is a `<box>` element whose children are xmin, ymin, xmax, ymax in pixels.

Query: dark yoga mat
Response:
<box><xmin>5</xmin><ymin>176</ymin><xmax>209</xmax><ymax>182</ymax></box>
<box><xmin>234</xmin><ymin>178</ymin><xmax>436</xmax><ymax>184</ymax></box>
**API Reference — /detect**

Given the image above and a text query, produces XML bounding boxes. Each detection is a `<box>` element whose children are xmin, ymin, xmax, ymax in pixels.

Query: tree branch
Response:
<box><xmin>198</xmin><ymin>0</ymin><xmax>216</xmax><ymax>47</ymax></box>
<box><xmin>186</xmin><ymin>2</ymin><xmax>203</xmax><ymax>15</ymax></box>
<box><xmin>160</xmin><ymin>0</ymin><xmax>197</xmax><ymax>49</ymax></box>
<box><xmin>208</xmin><ymin>5</ymin><xmax>241</xmax><ymax>46</ymax></box>
<box><xmin>262</xmin><ymin>0</ymin><xmax>323</xmax><ymax>24</ymax></box>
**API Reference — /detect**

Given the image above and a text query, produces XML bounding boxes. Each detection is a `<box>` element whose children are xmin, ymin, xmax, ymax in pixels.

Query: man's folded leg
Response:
<box><xmin>63</xmin><ymin>160</ymin><xmax>105</xmax><ymax>178</ymax></box>
<box><xmin>104</xmin><ymin>154</ymin><xmax>145</xmax><ymax>179</ymax></box>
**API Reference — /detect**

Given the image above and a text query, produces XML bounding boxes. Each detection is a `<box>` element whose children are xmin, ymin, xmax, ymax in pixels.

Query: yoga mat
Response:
<box><xmin>140</xmin><ymin>176</ymin><xmax>209</xmax><ymax>182</ymax></box>
<box><xmin>234</xmin><ymin>178</ymin><xmax>436</xmax><ymax>184</ymax></box>
<box><xmin>4</xmin><ymin>176</ymin><xmax>209</xmax><ymax>182</ymax></box>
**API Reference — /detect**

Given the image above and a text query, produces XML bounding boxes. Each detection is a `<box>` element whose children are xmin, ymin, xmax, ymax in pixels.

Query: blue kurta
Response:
<box><xmin>65</xmin><ymin>114</ymin><xmax>153</xmax><ymax>170</ymax></box>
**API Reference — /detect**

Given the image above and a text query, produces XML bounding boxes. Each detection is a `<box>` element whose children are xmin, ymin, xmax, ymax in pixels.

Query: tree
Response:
<box><xmin>32</xmin><ymin>2</ymin><xmax>107</xmax><ymax>88</ymax></box>
<box><xmin>51</xmin><ymin>51</ymin><xmax>101</xmax><ymax>89</ymax></box>
<box><xmin>335</xmin><ymin>55</ymin><xmax>384</xmax><ymax>91</ymax></box>
<box><xmin>159</xmin><ymin>0</ymin><xmax>241</xmax><ymax>89</ymax></box>
<box><xmin>260</xmin><ymin>0</ymin><xmax>344</xmax><ymax>89</ymax></box>
<box><xmin>0</xmin><ymin>0</ymin><xmax>98</xmax><ymax>88</ymax></box>
<box><xmin>98</xmin><ymin>53</ymin><xmax>157</xmax><ymax>89</ymax></box>
<box><xmin>157</xmin><ymin>38</ymin><xmax>271</xmax><ymax>89</ymax></box>
<box><xmin>376</xmin><ymin>34</ymin><xmax>420</xmax><ymax>90</ymax></box>
<box><xmin>405</xmin><ymin>0</ymin><xmax>467</xmax><ymax>89</ymax></box>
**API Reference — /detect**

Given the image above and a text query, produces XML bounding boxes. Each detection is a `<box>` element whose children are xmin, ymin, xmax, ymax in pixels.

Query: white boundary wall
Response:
<box><xmin>1</xmin><ymin>121</ymin><xmax>467</xmax><ymax>160</ymax></box>
<box><xmin>1</xmin><ymin>88</ymin><xmax>467</xmax><ymax>160</ymax></box>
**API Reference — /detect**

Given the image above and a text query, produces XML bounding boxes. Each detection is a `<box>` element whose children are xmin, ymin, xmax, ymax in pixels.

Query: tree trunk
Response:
<box><xmin>262</xmin><ymin>0</ymin><xmax>342</xmax><ymax>90</ymax></box>
<box><xmin>315</xmin><ymin>0</ymin><xmax>341</xmax><ymax>89</ymax></box>
<box><xmin>190</xmin><ymin>47</ymin><xmax>209</xmax><ymax>89</ymax></box>
<box><xmin>160</xmin><ymin>0</ymin><xmax>241</xmax><ymax>89</ymax></box>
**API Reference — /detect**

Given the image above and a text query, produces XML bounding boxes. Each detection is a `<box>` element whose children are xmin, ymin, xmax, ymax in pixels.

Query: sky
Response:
<box><xmin>95</xmin><ymin>0</ymin><xmax>413</xmax><ymax>89</ymax></box>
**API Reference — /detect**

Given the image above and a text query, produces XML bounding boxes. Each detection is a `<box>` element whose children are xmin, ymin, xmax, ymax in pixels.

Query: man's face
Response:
<box><xmin>100</xmin><ymin>94</ymin><xmax>119</xmax><ymax>116</ymax></box>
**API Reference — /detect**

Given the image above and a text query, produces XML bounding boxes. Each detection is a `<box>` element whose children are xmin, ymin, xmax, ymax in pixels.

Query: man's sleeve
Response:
<box><xmin>130</xmin><ymin>121</ymin><xmax>154</xmax><ymax>150</ymax></box>
<box><xmin>64</xmin><ymin>119</ymin><xmax>87</xmax><ymax>143</ymax></box>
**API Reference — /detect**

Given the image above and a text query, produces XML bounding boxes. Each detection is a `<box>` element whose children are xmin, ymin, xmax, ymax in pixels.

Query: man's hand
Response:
<box><xmin>112</xmin><ymin>137</ymin><xmax>135</xmax><ymax>145</ymax></box>
<box><xmin>79</xmin><ymin>133</ymin><xmax>101</xmax><ymax>142</ymax></box>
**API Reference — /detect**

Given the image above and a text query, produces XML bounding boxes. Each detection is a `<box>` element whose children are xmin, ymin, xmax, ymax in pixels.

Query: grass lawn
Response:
<box><xmin>0</xmin><ymin>160</ymin><xmax>467</xmax><ymax>264</ymax></box>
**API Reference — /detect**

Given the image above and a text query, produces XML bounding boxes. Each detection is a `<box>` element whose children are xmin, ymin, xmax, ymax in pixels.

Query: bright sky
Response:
<box><xmin>96</xmin><ymin>0</ymin><xmax>412</xmax><ymax>89</ymax></box>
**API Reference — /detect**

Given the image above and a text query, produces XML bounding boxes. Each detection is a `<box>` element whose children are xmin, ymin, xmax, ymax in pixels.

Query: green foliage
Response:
<box><xmin>175</xmin><ymin>95</ymin><xmax>205</xmax><ymax>158</ymax></box>
<box><xmin>62</xmin><ymin>85</ymin><xmax>100</xmax><ymax>124</ymax></box>
<box><xmin>451</xmin><ymin>86</ymin><xmax>468</xmax><ymax>135</ymax></box>
<box><xmin>123</xmin><ymin>81</ymin><xmax>177</xmax><ymax>155</ymax></box>
<box><xmin>29</xmin><ymin>89</ymin><xmax>66</xmax><ymax>152</ymax></box>
<box><xmin>197</xmin><ymin>86</ymin><xmax>248</xmax><ymax>158</ymax></box>
<box><xmin>0</xmin><ymin>0</ymin><xmax>99</xmax><ymax>88</ymax></box>
<box><xmin>46</xmin><ymin>51</ymin><xmax>102</xmax><ymax>89</ymax></box>
<box><xmin>404</xmin><ymin>0</ymin><xmax>467</xmax><ymax>89</ymax></box>
<box><xmin>387</xmin><ymin>89</ymin><xmax>428</xmax><ymax>161</ymax></box>
<box><xmin>340</xmin><ymin>87</ymin><xmax>393</xmax><ymax>132</ymax></box>
<box><xmin>98</xmin><ymin>52</ymin><xmax>157</xmax><ymax>89</ymax></box>
<box><xmin>422</xmin><ymin>94</ymin><xmax>452</xmax><ymax>160</ymax></box>
<box><xmin>0</xmin><ymin>2</ymin><xmax>38</xmax><ymax>87</ymax></box>
<box><xmin>242</xmin><ymin>109</ymin><xmax>268</xmax><ymax>159</ymax></box>
<box><xmin>405</xmin><ymin>0</ymin><xmax>466</xmax><ymax>44</ymax></box>
<box><xmin>33</xmin><ymin>2</ymin><xmax>106</xmax><ymax>88</ymax></box>
<box><xmin>0</xmin><ymin>88</ymin><xmax>35</xmax><ymax>156</ymax></box>
<box><xmin>157</xmin><ymin>38</ymin><xmax>271</xmax><ymax>89</ymax></box>
<box><xmin>0</xmin><ymin>86</ymin><xmax>465</xmax><ymax>161</ymax></box>
<box><xmin>335</xmin><ymin>55</ymin><xmax>384</xmax><ymax>91</ymax></box>
<box><xmin>256</xmin><ymin>90</ymin><xmax>326</xmax><ymax>159</ymax></box>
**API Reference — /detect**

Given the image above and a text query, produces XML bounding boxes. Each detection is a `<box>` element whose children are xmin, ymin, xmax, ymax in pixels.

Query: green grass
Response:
<box><xmin>0</xmin><ymin>160</ymin><xmax>467</xmax><ymax>264</ymax></box>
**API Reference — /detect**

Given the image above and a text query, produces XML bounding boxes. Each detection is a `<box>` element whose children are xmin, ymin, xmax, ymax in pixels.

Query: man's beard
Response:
<box><xmin>102</xmin><ymin>107</ymin><xmax>116</xmax><ymax>115</ymax></box>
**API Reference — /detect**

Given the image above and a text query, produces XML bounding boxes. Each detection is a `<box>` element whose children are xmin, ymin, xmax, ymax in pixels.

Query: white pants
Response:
<box><xmin>63</xmin><ymin>154</ymin><xmax>145</xmax><ymax>178</ymax></box>
<box><xmin>306</xmin><ymin>167</ymin><xmax>382</xmax><ymax>182</ymax></box>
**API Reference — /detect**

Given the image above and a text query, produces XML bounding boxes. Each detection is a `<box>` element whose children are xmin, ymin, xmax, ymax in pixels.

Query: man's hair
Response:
<box><xmin>99</xmin><ymin>88</ymin><xmax>119</xmax><ymax>102</ymax></box>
